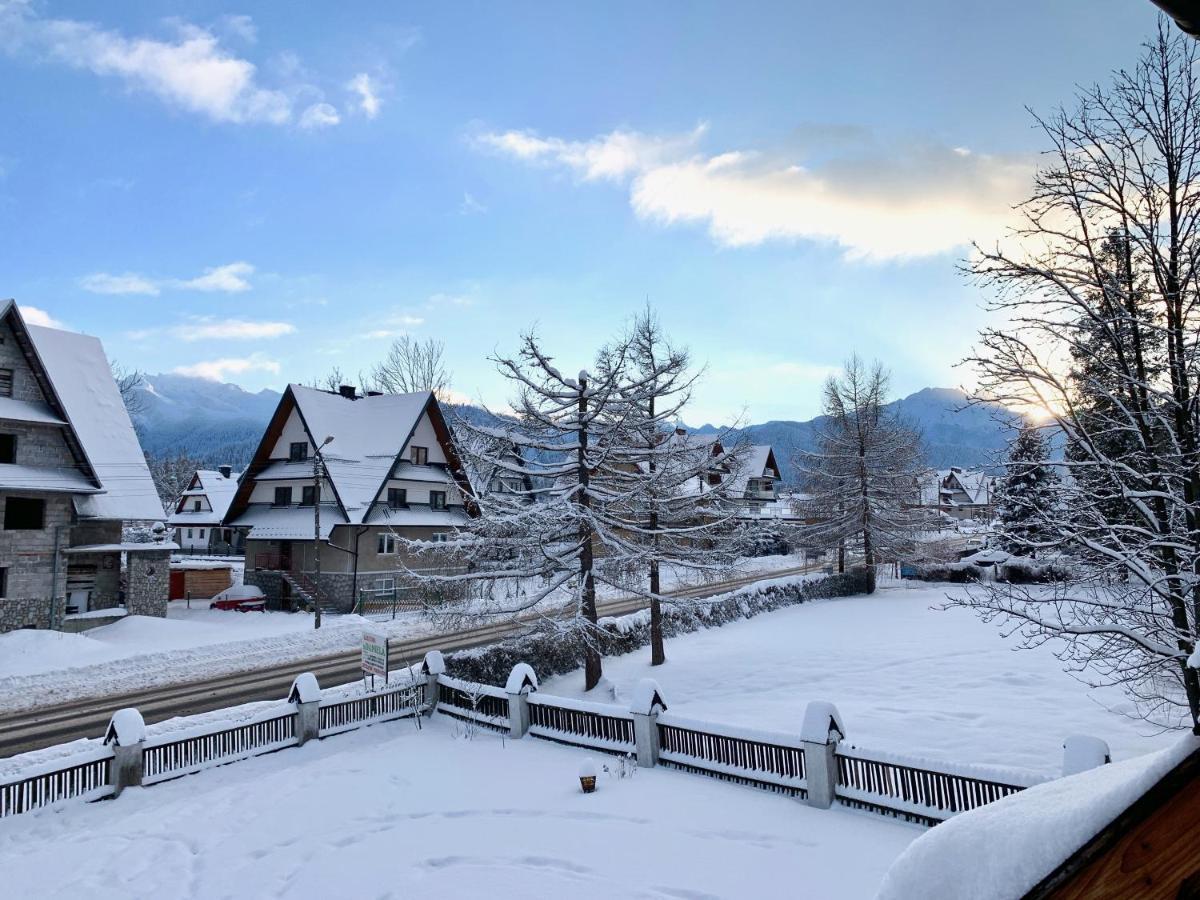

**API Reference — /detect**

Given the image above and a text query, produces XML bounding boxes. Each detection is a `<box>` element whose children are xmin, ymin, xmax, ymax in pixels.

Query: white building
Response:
<box><xmin>168</xmin><ymin>466</ymin><xmax>242</xmax><ymax>553</ymax></box>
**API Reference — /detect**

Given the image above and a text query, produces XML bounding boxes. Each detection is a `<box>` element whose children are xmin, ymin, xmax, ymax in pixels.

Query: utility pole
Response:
<box><xmin>313</xmin><ymin>435</ymin><xmax>334</xmax><ymax>629</ymax></box>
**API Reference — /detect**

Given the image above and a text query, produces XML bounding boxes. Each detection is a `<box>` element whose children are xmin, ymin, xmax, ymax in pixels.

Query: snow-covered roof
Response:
<box><xmin>0</xmin><ymin>462</ymin><xmax>100</xmax><ymax>494</ymax></box>
<box><xmin>364</xmin><ymin>506</ymin><xmax>471</xmax><ymax>527</ymax></box>
<box><xmin>167</xmin><ymin>510</ymin><xmax>225</xmax><ymax>526</ymax></box>
<box><xmin>293</xmin><ymin>385</ymin><xmax>434</xmax><ymax>521</ymax></box>
<box><xmin>877</xmin><ymin>735</ymin><xmax>1200</xmax><ymax>900</ymax></box>
<box><xmin>0</xmin><ymin>396</ymin><xmax>67</xmax><ymax>426</ymax></box>
<box><xmin>727</xmin><ymin>444</ymin><xmax>777</xmax><ymax>496</ymax></box>
<box><xmin>24</xmin><ymin>318</ymin><xmax>163</xmax><ymax>520</ymax></box>
<box><xmin>192</xmin><ymin>469</ymin><xmax>240</xmax><ymax>515</ymax></box>
<box><xmin>63</xmin><ymin>542</ymin><xmax>178</xmax><ymax>554</ymax></box>
<box><xmin>237</xmin><ymin>504</ymin><xmax>344</xmax><ymax>541</ymax></box>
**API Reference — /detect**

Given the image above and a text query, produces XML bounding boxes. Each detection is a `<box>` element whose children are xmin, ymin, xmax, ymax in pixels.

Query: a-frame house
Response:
<box><xmin>224</xmin><ymin>384</ymin><xmax>474</xmax><ymax>611</ymax></box>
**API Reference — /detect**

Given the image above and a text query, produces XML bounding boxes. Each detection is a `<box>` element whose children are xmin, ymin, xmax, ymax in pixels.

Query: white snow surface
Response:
<box><xmin>876</xmin><ymin>734</ymin><xmax>1200</xmax><ymax>900</ymax></box>
<box><xmin>0</xmin><ymin>718</ymin><xmax>917</xmax><ymax>899</ymax></box>
<box><xmin>544</xmin><ymin>584</ymin><xmax>1182</xmax><ymax>772</ymax></box>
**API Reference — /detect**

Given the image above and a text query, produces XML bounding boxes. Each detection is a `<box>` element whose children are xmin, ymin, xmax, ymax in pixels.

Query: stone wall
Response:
<box><xmin>126</xmin><ymin>551</ymin><xmax>171</xmax><ymax>618</ymax></box>
<box><xmin>0</xmin><ymin>493</ymin><xmax>74</xmax><ymax>632</ymax></box>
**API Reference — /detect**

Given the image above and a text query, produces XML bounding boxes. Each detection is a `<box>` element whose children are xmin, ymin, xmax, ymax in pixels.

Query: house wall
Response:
<box><xmin>0</xmin><ymin>492</ymin><xmax>74</xmax><ymax>631</ymax></box>
<box><xmin>375</xmin><ymin>476</ymin><xmax>462</xmax><ymax>507</ymax></box>
<box><xmin>405</xmin><ymin>413</ymin><xmax>448</xmax><ymax>465</ymax></box>
<box><xmin>267</xmin><ymin>409</ymin><xmax>311</xmax><ymax>459</ymax></box>
<box><xmin>126</xmin><ymin>551</ymin><xmax>170</xmax><ymax>617</ymax></box>
<box><xmin>0</xmin><ymin>318</ymin><xmax>47</xmax><ymax>403</ymax></box>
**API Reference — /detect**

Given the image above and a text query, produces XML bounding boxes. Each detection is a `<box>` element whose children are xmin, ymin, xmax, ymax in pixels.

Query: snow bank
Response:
<box><xmin>876</xmin><ymin>735</ymin><xmax>1200</xmax><ymax>900</ymax></box>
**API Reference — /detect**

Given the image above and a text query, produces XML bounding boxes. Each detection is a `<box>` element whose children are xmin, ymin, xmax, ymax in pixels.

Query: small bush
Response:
<box><xmin>907</xmin><ymin>563</ymin><xmax>980</xmax><ymax>583</ymax></box>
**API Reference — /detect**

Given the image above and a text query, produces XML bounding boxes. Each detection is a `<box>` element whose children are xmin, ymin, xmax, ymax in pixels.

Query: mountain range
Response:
<box><xmin>130</xmin><ymin>376</ymin><xmax>1022</xmax><ymax>479</ymax></box>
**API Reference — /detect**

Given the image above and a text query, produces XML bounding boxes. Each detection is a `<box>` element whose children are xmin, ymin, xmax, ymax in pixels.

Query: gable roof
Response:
<box><xmin>169</xmin><ymin>468</ymin><xmax>241</xmax><ymax>523</ymax></box>
<box><xmin>226</xmin><ymin>384</ymin><xmax>473</xmax><ymax>528</ymax></box>
<box><xmin>0</xmin><ymin>302</ymin><xmax>161</xmax><ymax>521</ymax></box>
<box><xmin>727</xmin><ymin>444</ymin><xmax>779</xmax><ymax>495</ymax></box>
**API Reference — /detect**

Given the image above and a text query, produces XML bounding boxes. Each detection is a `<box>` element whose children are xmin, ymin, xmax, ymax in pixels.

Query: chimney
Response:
<box><xmin>675</xmin><ymin>427</ymin><xmax>687</xmax><ymax>436</ymax></box>
<box><xmin>218</xmin><ymin>464</ymin><xmax>233</xmax><ymax>479</ymax></box>
<box><xmin>338</xmin><ymin>385</ymin><xmax>358</xmax><ymax>400</ymax></box>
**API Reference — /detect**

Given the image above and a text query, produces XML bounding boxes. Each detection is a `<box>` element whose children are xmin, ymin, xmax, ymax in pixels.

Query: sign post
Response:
<box><xmin>362</xmin><ymin>630</ymin><xmax>389</xmax><ymax>690</ymax></box>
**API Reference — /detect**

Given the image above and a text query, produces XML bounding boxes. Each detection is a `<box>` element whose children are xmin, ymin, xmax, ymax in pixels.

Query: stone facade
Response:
<box><xmin>126</xmin><ymin>551</ymin><xmax>171</xmax><ymax>618</ymax></box>
<box><xmin>0</xmin><ymin>493</ymin><xmax>74</xmax><ymax>631</ymax></box>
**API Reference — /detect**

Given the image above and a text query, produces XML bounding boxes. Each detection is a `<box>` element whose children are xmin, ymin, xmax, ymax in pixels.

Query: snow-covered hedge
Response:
<box><xmin>995</xmin><ymin>558</ymin><xmax>1071</xmax><ymax>584</ymax></box>
<box><xmin>906</xmin><ymin>563</ymin><xmax>981</xmax><ymax>583</ymax></box>
<box><xmin>443</xmin><ymin>567</ymin><xmax>875</xmax><ymax>686</ymax></box>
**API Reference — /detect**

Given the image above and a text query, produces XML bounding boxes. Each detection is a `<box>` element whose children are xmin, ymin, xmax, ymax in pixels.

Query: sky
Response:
<box><xmin>0</xmin><ymin>0</ymin><xmax>1165</xmax><ymax>424</ymax></box>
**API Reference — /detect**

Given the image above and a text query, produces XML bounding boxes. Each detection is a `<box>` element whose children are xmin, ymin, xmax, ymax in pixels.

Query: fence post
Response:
<box><xmin>1062</xmin><ymin>734</ymin><xmax>1111</xmax><ymax>776</ymax></box>
<box><xmin>630</xmin><ymin>679</ymin><xmax>668</xmax><ymax>768</ymax></box>
<box><xmin>103</xmin><ymin>708</ymin><xmax>146</xmax><ymax>798</ymax></box>
<box><xmin>288</xmin><ymin>673</ymin><xmax>322</xmax><ymax>745</ymax></box>
<box><xmin>800</xmin><ymin>700</ymin><xmax>845</xmax><ymax>809</ymax></box>
<box><xmin>421</xmin><ymin>650</ymin><xmax>445</xmax><ymax>716</ymax></box>
<box><xmin>505</xmin><ymin>662</ymin><xmax>538</xmax><ymax>738</ymax></box>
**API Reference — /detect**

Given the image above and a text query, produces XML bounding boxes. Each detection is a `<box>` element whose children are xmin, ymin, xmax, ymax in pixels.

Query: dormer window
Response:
<box><xmin>289</xmin><ymin>442</ymin><xmax>308</xmax><ymax>462</ymax></box>
<box><xmin>410</xmin><ymin>445</ymin><xmax>428</xmax><ymax>466</ymax></box>
<box><xmin>273</xmin><ymin>486</ymin><xmax>293</xmax><ymax>507</ymax></box>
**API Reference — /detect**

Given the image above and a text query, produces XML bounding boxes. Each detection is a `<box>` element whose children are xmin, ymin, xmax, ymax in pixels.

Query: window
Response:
<box><xmin>410</xmin><ymin>445</ymin><xmax>428</xmax><ymax>466</ymax></box>
<box><xmin>193</xmin><ymin>499</ymin><xmax>201</xmax><ymax>512</ymax></box>
<box><xmin>377</xmin><ymin>533</ymin><xmax>397</xmax><ymax>554</ymax></box>
<box><xmin>198</xmin><ymin>529</ymin><xmax>205</xmax><ymax>539</ymax></box>
<box><xmin>374</xmin><ymin>577</ymin><xmax>395</xmax><ymax>592</ymax></box>
<box><xmin>301</xmin><ymin>485</ymin><xmax>316</xmax><ymax>507</ymax></box>
<box><xmin>4</xmin><ymin>497</ymin><xmax>44</xmax><ymax>530</ymax></box>
<box><xmin>430</xmin><ymin>490</ymin><xmax>447</xmax><ymax>510</ymax></box>
<box><xmin>431</xmin><ymin>532</ymin><xmax>449</xmax><ymax>543</ymax></box>
<box><xmin>187</xmin><ymin>528</ymin><xmax>193</xmax><ymax>538</ymax></box>
<box><xmin>0</xmin><ymin>368</ymin><xmax>11</xmax><ymax>398</ymax></box>
<box><xmin>0</xmin><ymin>567</ymin><xmax>6</xmax><ymax>597</ymax></box>
<box><xmin>0</xmin><ymin>434</ymin><xmax>14</xmax><ymax>464</ymax></box>
<box><xmin>289</xmin><ymin>442</ymin><xmax>308</xmax><ymax>462</ymax></box>
<box><xmin>388</xmin><ymin>488</ymin><xmax>407</xmax><ymax>509</ymax></box>
<box><xmin>273</xmin><ymin>486</ymin><xmax>293</xmax><ymax>507</ymax></box>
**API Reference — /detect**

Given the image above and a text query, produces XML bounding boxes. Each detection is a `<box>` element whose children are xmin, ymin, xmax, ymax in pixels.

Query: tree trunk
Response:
<box><xmin>650</xmin><ymin>560</ymin><xmax>665</xmax><ymax>666</ymax></box>
<box><xmin>838</xmin><ymin>540</ymin><xmax>845</xmax><ymax>574</ymax></box>
<box><xmin>577</xmin><ymin>376</ymin><xmax>602</xmax><ymax>691</ymax></box>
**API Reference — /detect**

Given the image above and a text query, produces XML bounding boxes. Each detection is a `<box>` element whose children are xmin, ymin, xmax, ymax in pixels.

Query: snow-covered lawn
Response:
<box><xmin>0</xmin><ymin>718</ymin><xmax>918</xmax><ymax>899</ymax></box>
<box><xmin>545</xmin><ymin>583</ymin><xmax>1180</xmax><ymax>774</ymax></box>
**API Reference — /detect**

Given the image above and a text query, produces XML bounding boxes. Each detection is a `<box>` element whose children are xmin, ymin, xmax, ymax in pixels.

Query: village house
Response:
<box><xmin>224</xmin><ymin>384</ymin><xmax>474</xmax><ymax>612</ymax></box>
<box><xmin>0</xmin><ymin>301</ymin><xmax>170</xmax><ymax>633</ymax></box>
<box><xmin>168</xmin><ymin>466</ymin><xmax>243</xmax><ymax>554</ymax></box>
<box><xmin>922</xmin><ymin>466</ymin><xmax>997</xmax><ymax>523</ymax></box>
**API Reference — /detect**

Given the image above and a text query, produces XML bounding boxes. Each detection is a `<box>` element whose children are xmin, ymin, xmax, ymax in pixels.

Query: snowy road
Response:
<box><xmin>0</xmin><ymin>718</ymin><xmax>919</xmax><ymax>899</ymax></box>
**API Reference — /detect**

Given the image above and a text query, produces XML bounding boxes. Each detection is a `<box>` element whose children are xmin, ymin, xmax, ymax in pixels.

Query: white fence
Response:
<box><xmin>1</xmin><ymin>651</ymin><xmax>1096</xmax><ymax>830</ymax></box>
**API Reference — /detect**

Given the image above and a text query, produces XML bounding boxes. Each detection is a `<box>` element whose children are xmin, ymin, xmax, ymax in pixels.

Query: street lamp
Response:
<box><xmin>313</xmin><ymin>435</ymin><xmax>334</xmax><ymax>629</ymax></box>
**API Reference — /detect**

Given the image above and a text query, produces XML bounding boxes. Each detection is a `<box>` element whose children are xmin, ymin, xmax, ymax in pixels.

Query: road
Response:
<box><xmin>0</xmin><ymin>564</ymin><xmax>814</xmax><ymax>759</ymax></box>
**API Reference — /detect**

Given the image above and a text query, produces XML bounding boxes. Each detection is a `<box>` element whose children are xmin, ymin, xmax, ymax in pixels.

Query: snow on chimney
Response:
<box><xmin>218</xmin><ymin>464</ymin><xmax>233</xmax><ymax>479</ymax></box>
<box><xmin>338</xmin><ymin>385</ymin><xmax>358</xmax><ymax>400</ymax></box>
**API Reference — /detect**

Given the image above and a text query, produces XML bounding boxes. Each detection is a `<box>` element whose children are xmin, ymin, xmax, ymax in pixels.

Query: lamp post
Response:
<box><xmin>313</xmin><ymin>435</ymin><xmax>334</xmax><ymax>629</ymax></box>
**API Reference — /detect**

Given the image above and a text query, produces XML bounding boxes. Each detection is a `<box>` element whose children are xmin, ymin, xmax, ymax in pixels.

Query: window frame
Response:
<box><xmin>0</xmin><ymin>566</ymin><xmax>6</xmax><ymax>598</ymax></box>
<box><xmin>377</xmin><ymin>533</ymin><xmax>398</xmax><ymax>555</ymax></box>
<box><xmin>0</xmin><ymin>368</ymin><xmax>12</xmax><ymax>398</ymax></box>
<box><xmin>273</xmin><ymin>486</ymin><xmax>293</xmax><ymax>507</ymax></box>
<box><xmin>300</xmin><ymin>485</ymin><xmax>317</xmax><ymax>507</ymax></box>
<box><xmin>289</xmin><ymin>442</ymin><xmax>308</xmax><ymax>463</ymax></box>
<box><xmin>387</xmin><ymin>487</ymin><xmax>408</xmax><ymax>509</ymax></box>
<box><xmin>410</xmin><ymin>445</ymin><xmax>428</xmax><ymax>466</ymax></box>
<box><xmin>429</xmin><ymin>490</ymin><xmax>447</xmax><ymax>510</ymax></box>
<box><xmin>0</xmin><ymin>433</ymin><xmax>15</xmax><ymax>464</ymax></box>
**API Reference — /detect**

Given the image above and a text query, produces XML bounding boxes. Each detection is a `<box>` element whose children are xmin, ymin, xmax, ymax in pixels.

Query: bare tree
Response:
<box><xmin>796</xmin><ymin>356</ymin><xmax>926</xmax><ymax>571</ymax></box>
<box><xmin>111</xmin><ymin>361</ymin><xmax>146</xmax><ymax>418</ymax></box>
<box><xmin>366</xmin><ymin>335</ymin><xmax>450</xmax><ymax>396</ymax></box>
<box><xmin>955</xmin><ymin>23</ymin><xmax>1200</xmax><ymax>730</ymax></box>
<box><xmin>147</xmin><ymin>450</ymin><xmax>202</xmax><ymax>515</ymax></box>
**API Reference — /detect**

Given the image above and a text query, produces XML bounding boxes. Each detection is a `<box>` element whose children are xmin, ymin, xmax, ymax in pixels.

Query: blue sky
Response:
<box><xmin>0</xmin><ymin>0</ymin><xmax>1162</xmax><ymax>423</ymax></box>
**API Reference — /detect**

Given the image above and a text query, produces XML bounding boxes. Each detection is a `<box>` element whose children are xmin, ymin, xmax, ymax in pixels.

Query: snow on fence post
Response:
<box><xmin>288</xmin><ymin>673</ymin><xmax>322</xmax><ymax>746</ymax></box>
<box><xmin>103</xmin><ymin>708</ymin><xmax>146</xmax><ymax>798</ymax></box>
<box><xmin>504</xmin><ymin>663</ymin><xmax>538</xmax><ymax>739</ymax></box>
<box><xmin>800</xmin><ymin>700</ymin><xmax>845</xmax><ymax>809</ymax></box>
<box><xmin>421</xmin><ymin>650</ymin><xmax>445</xmax><ymax>717</ymax></box>
<box><xmin>1062</xmin><ymin>734</ymin><xmax>1111</xmax><ymax>777</ymax></box>
<box><xmin>630</xmin><ymin>679</ymin><xmax>668</xmax><ymax>768</ymax></box>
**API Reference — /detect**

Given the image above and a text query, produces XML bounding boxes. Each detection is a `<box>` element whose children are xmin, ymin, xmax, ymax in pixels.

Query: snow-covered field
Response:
<box><xmin>545</xmin><ymin>583</ymin><xmax>1180</xmax><ymax>774</ymax></box>
<box><xmin>0</xmin><ymin>717</ymin><xmax>918</xmax><ymax>899</ymax></box>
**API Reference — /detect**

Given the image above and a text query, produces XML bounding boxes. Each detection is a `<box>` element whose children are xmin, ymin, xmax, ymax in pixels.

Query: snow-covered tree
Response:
<box><xmin>796</xmin><ymin>356</ymin><xmax>927</xmax><ymax>570</ymax></box>
<box><xmin>366</xmin><ymin>335</ymin><xmax>450</xmax><ymax>397</ymax></box>
<box><xmin>957</xmin><ymin>24</ymin><xmax>1200</xmax><ymax>729</ymax></box>
<box><xmin>600</xmin><ymin>307</ymin><xmax>745</xmax><ymax>666</ymax></box>
<box><xmin>994</xmin><ymin>424</ymin><xmax>1060</xmax><ymax>558</ymax></box>
<box><xmin>147</xmin><ymin>450</ymin><xmax>201</xmax><ymax>514</ymax></box>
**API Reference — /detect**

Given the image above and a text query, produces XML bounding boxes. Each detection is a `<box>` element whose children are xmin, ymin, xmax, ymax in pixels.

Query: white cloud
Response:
<box><xmin>347</xmin><ymin>72</ymin><xmax>381</xmax><ymax>118</ymax></box>
<box><xmin>173</xmin><ymin>354</ymin><xmax>280</xmax><ymax>381</ymax></box>
<box><xmin>173</xmin><ymin>319</ymin><xmax>295</xmax><ymax>341</ymax></box>
<box><xmin>299</xmin><ymin>102</ymin><xmax>339</xmax><ymax>129</ymax></box>
<box><xmin>175</xmin><ymin>261</ymin><xmax>255</xmax><ymax>292</ymax></box>
<box><xmin>476</xmin><ymin>125</ymin><xmax>707</xmax><ymax>183</ymax></box>
<box><xmin>427</xmin><ymin>292</ymin><xmax>473</xmax><ymax>308</ymax></box>
<box><xmin>19</xmin><ymin>305</ymin><xmax>63</xmax><ymax>327</ymax></box>
<box><xmin>80</xmin><ymin>261</ymin><xmax>255</xmax><ymax>295</ymax></box>
<box><xmin>478</xmin><ymin>124</ymin><xmax>1033</xmax><ymax>261</ymax></box>
<box><xmin>459</xmin><ymin>191</ymin><xmax>486</xmax><ymax>215</ymax></box>
<box><xmin>0</xmin><ymin>3</ymin><xmax>333</xmax><ymax>128</ymax></box>
<box><xmin>80</xmin><ymin>271</ymin><xmax>160</xmax><ymax>295</ymax></box>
